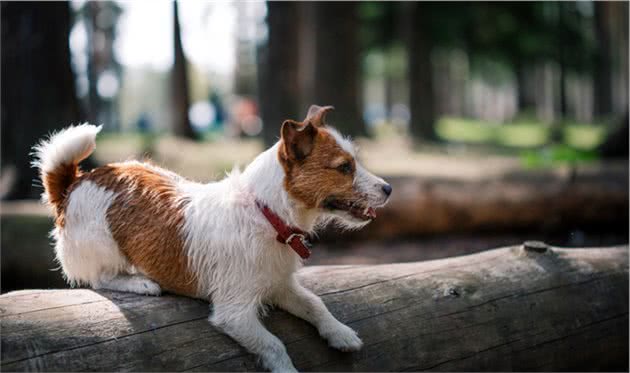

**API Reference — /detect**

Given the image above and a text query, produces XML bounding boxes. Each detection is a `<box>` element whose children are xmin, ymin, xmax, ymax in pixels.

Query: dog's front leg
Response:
<box><xmin>210</xmin><ymin>303</ymin><xmax>297</xmax><ymax>372</ymax></box>
<box><xmin>274</xmin><ymin>276</ymin><xmax>363</xmax><ymax>351</ymax></box>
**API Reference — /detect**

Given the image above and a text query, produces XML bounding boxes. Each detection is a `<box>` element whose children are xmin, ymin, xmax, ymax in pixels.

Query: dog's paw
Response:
<box><xmin>321</xmin><ymin>322</ymin><xmax>363</xmax><ymax>352</ymax></box>
<box><xmin>128</xmin><ymin>277</ymin><xmax>162</xmax><ymax>296</ymax></box>
<box><xmin>262</xmin><ymin>351</ymin><xmax>298</xmax><ymax>373</ymax></box>
<box><xmin>139</xmin><ymin>280</ymin><xmax>162</xmax><ymax>296</ymax></box>
<box><xmin>269</xmin><ymin>364</ymin><xmax>298</xmax><ymax>373</ymax></box>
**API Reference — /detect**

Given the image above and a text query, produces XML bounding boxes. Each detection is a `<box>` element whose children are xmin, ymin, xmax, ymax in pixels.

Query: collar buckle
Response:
<box><xmin>285</xmin><ymin>233</ymin><xmax>311</xmax><ymax>248</ymax></box>
<box><xmin>256</xmin><ymin>199</ymin><xmax>312</xmax><ymax>259</ymax></box>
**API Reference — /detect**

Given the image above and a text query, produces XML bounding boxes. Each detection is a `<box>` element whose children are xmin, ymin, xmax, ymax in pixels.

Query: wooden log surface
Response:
<box><xmin>1</xmin><ymin>244</ymin><xmax>628</xmax><ymax>372</ymax></box>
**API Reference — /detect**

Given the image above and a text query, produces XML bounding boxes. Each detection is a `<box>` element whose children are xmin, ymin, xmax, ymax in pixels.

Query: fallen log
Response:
<box><xmin>3</xmin><ymin>166</ymin><xmax>628</xmax><ymax>292</ymax></box>
<box><xmin>335</xmin><ymin>166</ymin><xmax>629</xmax><ymax>240</ymax></box>
<box><xmin>1</xmin><ymin>244</ymin><xmax>628</xmax><ymax>372</ymax></box>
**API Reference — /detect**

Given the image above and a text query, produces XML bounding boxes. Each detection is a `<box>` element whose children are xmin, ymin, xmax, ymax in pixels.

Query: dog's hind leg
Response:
<box><xmin>94</xmin><ymin>274</ymin><xmax>162</xmax><ymax>296</ymax></box>
<box><xmin>272</xmin><ymin>276</ymin><xmax>363</xmax><ymax>352</ymax></box>
<box><xmin>210</xmin><ymin>302</ymin><xmax>296</xmax><ymax>372</ymax></box>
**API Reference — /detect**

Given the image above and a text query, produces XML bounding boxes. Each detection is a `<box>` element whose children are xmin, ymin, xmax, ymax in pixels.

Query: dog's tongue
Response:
<box><xmin>366</xmin><ymin>207</ymin><xmax>377</xmax><ymax>219</ymax></box>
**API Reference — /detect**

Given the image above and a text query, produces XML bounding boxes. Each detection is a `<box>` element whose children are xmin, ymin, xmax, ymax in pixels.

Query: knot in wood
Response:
<box><xmin>523</xmin><ymin>240</ymin><xmax>548</xmax><ymax>253</ymax></box>
<box><xmin>448</xmin><ymin>287</ymin><xmax>460</xmax><ymax>297</ymax></box>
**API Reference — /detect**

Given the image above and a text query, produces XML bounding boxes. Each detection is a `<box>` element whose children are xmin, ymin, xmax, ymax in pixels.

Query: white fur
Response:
<box><xmin>96</xmin><ymin>274</ymin><xmax>161</xmax><ymax>295</ymax></box>
<box><xmin>32</xmin><ymin>124</ymin><xmax>101</xmax><ymax>172</ymax></box>
<box><xmin>178</xmin><ymin>129</ymin><xmax>385</xmax><ymax>371</ymax></box>
<box><xmin>42</xmin><ymin>125</ymin><xmax>389</xmax><ymax>372</ymax></box>
<box><xmin>32</xmin><ymin>123</ymin><xmax>102</xmax><ymax>204</ymax></box>
<box><xmin>33</xmin><ymin>124</ymin><xmax>156</xmax><ymax>293</ymax></box>
<box><xmin>326</xmin><ymin>126</ymin><xmax>356</xmax><ymax>156</ymax></box>
<box><xmin>355</xmin><ymin>164</ymin><xmax>389</xmax><ymax>204</ymax></box>
<box><xmin>53</xmin><ymin>181</ymin><xmax>134</xmax><ymax>288</ymax></box>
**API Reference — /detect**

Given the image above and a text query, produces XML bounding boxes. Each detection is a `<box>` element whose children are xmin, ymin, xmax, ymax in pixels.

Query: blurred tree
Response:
<box><xmin>309</xmin><ymin>2</ymin><xmax>366</xmax><ymax>137</ymax></box>
<box><xmin>466</xmin><ymin>3</ymin><xmax>551</xmax><ymax>112</ymax></box>
<box><xmin>598</xmin><ymin>111</ymin><xmax>629</xmax><ymax>159</ymax></box>
<box><xmin>82</xmin><ymin>1</ymin><xmax>122</xmax><ymax>131</ymax></box>
<box><xmin>1</xmin><ymin>1</ymin><xmax>81</xmax><ymax>199</ymax></box>
<box><xmin>466</xmin><ymin>2</ymin><xmax>595</xmax><ymax>124</ymax></box>
<box><xmin>233</xmin><ymin>2</ymin><xmax>259</xmax><ymax>97</ymax></box>
<box><xmin>557</xmin><ymin>2</ymin><xmax>569</xmax><ymax>118</ymax></box>
<box><xmin>258</xmin><ymin>1</ymin><xmax>301</xmax><ymax>146</ymax></box>
<box><xmin>593</xmin><ymin>1</ymin><xmax>613</xmax><ymax>119</ymax></box>
<box><xmin>359</xmin><ymin>2</ymin><xmax>401</xmax><ymax>123</ymax></box>
<box><xmin>171</xmin><ymin>0</ymin><xmax>196</xmax><ymax>140</ymax></box>
<box><xmin>405</xmin><ymin>2</ymin><xmax>436</xmax><ymax>141</ymax></box>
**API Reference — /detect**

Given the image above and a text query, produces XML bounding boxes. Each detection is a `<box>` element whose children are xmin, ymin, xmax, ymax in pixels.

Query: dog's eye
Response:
<box><xmin>337</xmin><ymin>162</ymin><xmax>353</xmax><ymax>175</ymax></box>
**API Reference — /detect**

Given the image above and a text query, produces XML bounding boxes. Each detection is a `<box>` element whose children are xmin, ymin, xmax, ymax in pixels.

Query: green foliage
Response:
<box><xmin>359</xmin><ymin>2</ymin><xmax>397</xmax><ymax>51</ymax></box>
<box><xmin>496</xmin><ymin>122</ymin><xmax>549</xmax><ymax>148</ymax></box>
<box><xmin>521</xmin><ymin>145</ymin><xmax>598</xmax><ymax>169</ymax></box>
<box><xmin>562</xmin><ymin>123</ymin><xmax>606</xmax><ymax>150</ymax></box>
<box><xmin>359</xmin><ymin>2</ymin><xmax>598</xmax><ymax>74</ymax></box>
<box><xmin>436</xmin><ymin>117</ymin><xmax>495</xmax><ymax>143</ymax></box>
<box><xmin>436</xmin><ymin>116</ymin><xmax>606</xmax><ymax>152</ymax></box>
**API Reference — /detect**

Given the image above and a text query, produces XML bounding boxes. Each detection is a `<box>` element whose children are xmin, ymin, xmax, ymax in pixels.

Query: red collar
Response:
<box><xmin>256</xmin><ymin>200</ymin><xmax>312</xmax><ymax>259</ymax></box>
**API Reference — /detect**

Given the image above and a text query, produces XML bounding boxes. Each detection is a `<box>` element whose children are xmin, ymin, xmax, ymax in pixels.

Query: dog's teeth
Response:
<box><xmin>367</xmin><ymin>207</ymin><xmax>377</xmax><ymax>219</ymax></box>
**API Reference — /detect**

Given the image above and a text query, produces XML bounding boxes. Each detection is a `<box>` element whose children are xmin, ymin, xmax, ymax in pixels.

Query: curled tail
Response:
<box><xmin>32</xmin><ymin>124</ymin><xmax>102</xmax><ymax>212</ymax></box>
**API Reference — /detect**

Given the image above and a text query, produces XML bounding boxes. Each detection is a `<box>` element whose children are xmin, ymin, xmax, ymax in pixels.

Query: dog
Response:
<box><xmin>33</xmin><ymin>105</ymin><xmax>391</xmax><ymax>372</ymax></box>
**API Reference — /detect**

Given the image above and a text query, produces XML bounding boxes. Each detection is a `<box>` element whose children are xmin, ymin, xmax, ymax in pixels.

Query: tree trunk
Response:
<box><xmin>384</xmin><ymin>48</ymin><xmax>394</xmax><ymax>122</ymax></box>
<box><xmin>515</xmin><ymin>62</ymin><xmax>529</xmax><ymax>112</ymax></box>
<box><xmin>406</xmin><ymin>2</ymin><xmax>437</xmax><ymax>141</ymax></box>
<box><xmin>1</xmin><ymin>245</ymin><xmax>627</xmax><ymax>371</ymax></box>
<box><xmin>85</xmin><ymin>1</ymin><xmax>101</xmax><ymax>126</ymax></box>
<box><xmin>83</xmin><ymin>1</ymin><xmax>122</xmax><ymax>132</ymax></box>
<box><xmin>0</xmin><ymin>1</ymin><xmax>81</xmax><ymax>199</ymax></box>
<box><xmin>310</xmin><ymin>2</ymin><xmax>366</xmax><ymax>137</ymax></box>
<box><xmin>258</xmin><ymin>1</ymin><xmax>301</xmax><ymax>147</ymax></box>
<box><xmin>548</xmin><ymin>2</ymin><xmax>569</xmax><ymax>144</ymax></box>
<box><xmin>171</xmin><ymin>0</ymin><xmax>196</xmax><ymax>140</ymax></box>
<box><xmin>593</xmin><ymin>2</ymin><xmax>613</xmax><ymax>118</ymax></box>
<box><xmin>598</xmin><ymin>111</ymin><xmax>629</xmax><ymax>159</ymax></box>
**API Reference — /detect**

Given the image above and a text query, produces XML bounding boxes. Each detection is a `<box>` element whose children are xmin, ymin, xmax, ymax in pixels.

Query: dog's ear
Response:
<box><xmin>280</xmin><ymin>120</ymin><xmax>317</xmax><ymax>161</ymax></box>
<box><xmin>305</xmin><ymin>105</ymin><xmax>334</xmax><ymax>127</ymax></box>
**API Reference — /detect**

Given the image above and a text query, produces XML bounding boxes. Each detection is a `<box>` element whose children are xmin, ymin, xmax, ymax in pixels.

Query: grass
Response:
<box><xmin>435</xmin><ymin>117</ymin><xmax>496</xmax><ymax>144</ymax></box>
<box><xmin>563</xmin><ymin>124</ymin><xmax>606</xmax><ymax>150</ymax></box>
<box><xmin>436</xmin><ymin>117</ymin><xmax>607</xmax><ymax>150</ymax></box>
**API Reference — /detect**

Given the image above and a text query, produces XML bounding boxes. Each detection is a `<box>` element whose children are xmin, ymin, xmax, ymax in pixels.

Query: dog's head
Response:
<box><xmin>278</xmin><ymin>105</ymin><xmax>392</xmax><ymax>229</ymax></box>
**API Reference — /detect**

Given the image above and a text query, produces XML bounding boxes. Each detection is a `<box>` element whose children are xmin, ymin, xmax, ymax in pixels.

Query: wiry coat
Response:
<box><xmin>33</xmin><ymin>106</ymin><xmax>390</xmax><ymax>372</ymax></box>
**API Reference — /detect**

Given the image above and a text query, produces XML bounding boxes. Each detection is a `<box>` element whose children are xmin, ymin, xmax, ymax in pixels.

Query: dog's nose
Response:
<box><xmin>381</xmin><ymin>184</ymin><xmax>392</xmax><ymax>196</ymax></box>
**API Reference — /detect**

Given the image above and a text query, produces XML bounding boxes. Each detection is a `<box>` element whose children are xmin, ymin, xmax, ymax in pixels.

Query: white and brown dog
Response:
<box><xmin>33</xmin><ymin>105</ymin><xmax>391</xmax><ymax>372</ymax></box>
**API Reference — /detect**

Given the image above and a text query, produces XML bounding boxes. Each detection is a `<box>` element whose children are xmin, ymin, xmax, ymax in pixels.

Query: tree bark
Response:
<box><xmin>170</xmin><ymin>0</ymin><xmax>196</xmax><ymax>140</ymax></box>
<box><xmin>1</xmin><ymin>245</ymin><xmax>627</xmax><ymax>371</ymax></box>
<box><xmin>406</xmin><ymin>2</ymin><xmax>437</xmax><ymax>141</ymax></box>
<box><xmin>1</xmin><ymin>1</ymin><xmax>81</xmax><ymax>199</ymax></box>
<box><xmin>258</xmin><ymin>1</ymin><xmax>301</xmax><ymax>146</ymax></box>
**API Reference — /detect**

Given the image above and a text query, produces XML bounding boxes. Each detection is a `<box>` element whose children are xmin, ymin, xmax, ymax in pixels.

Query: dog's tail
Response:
<box><xmin>32</xmin><ymin>124</ymin><xmax>102</xmax><ymax>210</ymax></box>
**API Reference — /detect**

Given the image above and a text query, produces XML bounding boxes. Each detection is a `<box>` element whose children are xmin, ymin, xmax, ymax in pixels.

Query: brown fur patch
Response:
<box><xmin>43</xmin><ymin>163</ymin><xmax>82</xmax><ymax>228</ymax></box>
<box><xmin>279</xmin><ymin>127</ymin><xmax>356</xmax><ymax>209</ymax></box>
<box><xmin>70</xmin><ymin>163</ymin><xmax>199</xmax><ymax>298</ymax></box>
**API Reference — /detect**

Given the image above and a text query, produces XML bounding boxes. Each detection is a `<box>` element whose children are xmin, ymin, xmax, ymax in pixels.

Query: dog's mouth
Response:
<box><xmin>322</xmin><ymin>197</ymin><xmax>377</xmax><ymax>221</ymax></box>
